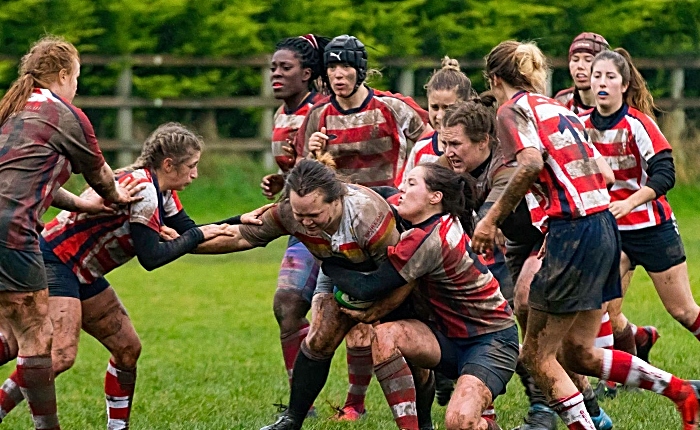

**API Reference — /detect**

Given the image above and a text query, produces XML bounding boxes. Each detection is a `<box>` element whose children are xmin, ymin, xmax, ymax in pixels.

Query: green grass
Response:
<box><xmin>4</xmin><ymin>157</ymin><xmax>700</xmax><ymax>429</ymax></box>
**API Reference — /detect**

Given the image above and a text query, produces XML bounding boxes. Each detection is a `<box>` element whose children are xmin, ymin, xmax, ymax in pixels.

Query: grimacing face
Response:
<box><xmin>442</xmin><ymin>125</ymin><xmax>486</xmax><ymax>174</ymax></box>
<box><xmin>289</xmin><ymin>189</ymin><xmax>339</xmax><ymax>235</ymax></box>
<box><xmin>396</xmin><ymin>166</ymin><xmax>438</xmax><ymax>224</ymax></box>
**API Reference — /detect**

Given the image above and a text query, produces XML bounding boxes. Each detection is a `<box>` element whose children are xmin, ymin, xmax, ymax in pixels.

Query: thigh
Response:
<box><xmin>48</xmin><ymin>296</ymin><xmax>82</xmax><ymax>373</ymax></box>
<box><xmin>524</xmin><ymin>309</ymin><xmax>577</xmax><ymax>360</ymax></box>
<box><xmin>276</xmin><ymin>239</ymin><xmax>319</xmax><ymax>304</ymax></box>
<box><xmin>306</xmin><ymin>293</ymin><xmax>356</xmax><ymax>357</ymax></box>
<box><xmin>81</xmin><ymin>287</ymin><xmax>139</xmax><ymax>356</ymax></box>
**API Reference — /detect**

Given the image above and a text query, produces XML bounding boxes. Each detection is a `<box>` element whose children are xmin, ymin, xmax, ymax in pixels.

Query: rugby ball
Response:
<box><xmin>333</xmin><ymin>287</ymin><xmax>374</xmax><ymax>310</ymax></box>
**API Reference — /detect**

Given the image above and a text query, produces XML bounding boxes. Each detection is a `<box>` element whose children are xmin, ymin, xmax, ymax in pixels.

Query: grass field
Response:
<box><xmin>1</xmin><ymin>156</ymin><xmax>699</xmax><ymax>429</ymax></box>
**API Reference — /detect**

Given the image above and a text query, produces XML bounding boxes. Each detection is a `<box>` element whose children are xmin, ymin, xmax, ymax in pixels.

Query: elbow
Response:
<box><xmin>522</xmin><ymin>158</ymin><xmax>544</xmax><ymax>178</ymax></box>
<box><xmin>137</xmin><ymin>256</ymin><xmax>158</xmax><ymax>272</ymax></box>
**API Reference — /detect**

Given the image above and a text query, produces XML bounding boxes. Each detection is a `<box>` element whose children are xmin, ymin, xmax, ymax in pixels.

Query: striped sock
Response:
<box><xmin>0</xmin><ymin>370</ymin><xmax>24</xmax><ymax>421</ymax></box>
<box><xmin>343</xmin><ymin>346</ymin><xmax>372</xmax><ymax>413</ymax></box>
<box><xmin>16</xmin><ymin>355</ymin><xmax>60</xmax><ymax>430</ymax></box>
<box><xmin>550</xmin><ymin>392</ymin><xmax>595</xmax><ymax>430</ymax></box>
<box><xmin>594</xmin><ymin>312</ymin><xmax>614</xmax><ymax>349</ymax></box>
<box><xmin>600</xmin><ymin>349</ymin><xmax>687</xmax><ymax>399</ymax></box>
<box><xmin>0</xmin><ymin>333</ymin><xmax>13</xmax><ymax>366</ymax></box>
<box><xmin>105</xmin><ymin>360</ymin><xmax>136</xmax><ymax>430</ymax></box>
<box><xmin>375</xmin><ymin>354</ymin><xmax>418</xmax><ymax>430</ymax></box>
<box><xmin>685</xmin><ymin>311</ymin><xmax>700</xmax><ymax>341</ymax></box>
<box><xmin>280</xmin><ymin>324</ymin><xmax>309</xmax><ymax>387</ymax></box>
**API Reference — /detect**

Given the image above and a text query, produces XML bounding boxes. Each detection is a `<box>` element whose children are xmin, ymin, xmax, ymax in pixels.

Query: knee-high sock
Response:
<box><xmin>594</xmin><ymin>313</ymin><xmax>614</xmax><ymax>349</ymax></box>
<box><xmin>375</xmin><ymin>354</ymin><xmax>418</xmax><ymax>430</ymax></box>
<box><xmin>551</xmin><ymin>392</ymin><xmax>595</xmax><ymax>430</ymax></box>
<box><xmin>280</xmin><ymin>324</ymin><xmax>309</xmax><ymax>387</ymax></box>
<box><xmin>0</xmin><ymin>333</ymin><xmax>13</xmax><ymax>367</ymax></box>
<box><xmin>581</xmin><ymin>385</ymin><xmax>601</xmax><ymax>417</ymax></box>
<box><xmin>105</xmin><ymin>360</ymin><xmax>136</xmax><ymax>430</ymax></box>
<box><xmin>0</xmin><ymin>370</ymin><xmax>24</xmax><ymax>421</ymax></box>
<box><xmin>601</xmin><ymin>349</ymin><xmax>689</xmax><ymax>401</ymax></box>
<box><xmin>16</xmin><ymin>355</ymin><xmax>60</xmax><ymax>430</ymax></box>
<box><xmin>685</xmin><ymin>311</ymin><xmax>700</xmax><ymax>342</ymax></box>
<box><xmin>287</xmin><ymin>342</ymin><xmax>333</xmax><ymax>421</ymax></box>
<box><xmin>343</xmin><ymin>345</ymin><xmax>373</xmax><ymax>412</ymax></box>
<box><xmin>411</xmin><ymin>368</ymin><xmax>434</xmax><ymax>429</ymax></box>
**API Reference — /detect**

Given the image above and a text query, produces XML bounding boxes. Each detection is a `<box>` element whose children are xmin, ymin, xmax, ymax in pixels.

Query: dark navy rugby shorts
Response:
<box><xmin>41</xmin><ymin>239</ymin><xmax>110</xmax><ymax>301</ymax></box>
<box><xmin>620</xmin><ymin>219</ymin><xmax>686</xmax><ymax>273</ymax></box>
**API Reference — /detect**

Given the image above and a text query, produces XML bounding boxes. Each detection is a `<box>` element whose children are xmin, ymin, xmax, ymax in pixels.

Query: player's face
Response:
<box><xmin>591</xmin><ymin>59</ymin><xmax>628</xmax><ymax>114</ymax></box>
<box><xmin>54</xmin><ymin>58</ymin><xmax>80</xmax><ymax>102</ymax></box>
<box><xmin>166</xmin><ymin>152</ymin><xmax>200</xmax><ymax>191</ymax></box>
<box><xmin>569</xmin><ymin>52</ymin><xmax>595</xmax><ymax>91</ymax></box>
<box><xmin>397</xmin><ymin>166</ymin><xmax>438</xmax><ymax>224</ymax></box>
<box><xmin>428</xmin><ymin>89</ymin><xmax>459</xmax><ymax>133</ymax></box>
<box><xmin>270</xmin><ymin>49</ymin><xmax>311</xmax><ymax>101</ymax></box>
<box><xmin>290</xmin><ymin>189</ymin><xmax>340</xmax><ymax>235</ymax></box>
<box><xmin>327</xmin><ymin>64</ymin><xmax>357</xmax><ymax>97</ymax></box>
<box><xmin>442</xmin><ymin>125</ymin><xmax>487</xmax><ymax>174</ymax></box>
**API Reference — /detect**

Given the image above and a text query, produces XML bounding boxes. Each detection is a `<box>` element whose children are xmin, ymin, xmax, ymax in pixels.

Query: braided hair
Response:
<box><xmin>118</xmin><ymin>123</ymin><xmax>203</xmax><ymax>173</ymax></box>
<box><xmin>275</xmin><ymin>34</ymin><xmax>331</xmax><ymax>92</ymax></box>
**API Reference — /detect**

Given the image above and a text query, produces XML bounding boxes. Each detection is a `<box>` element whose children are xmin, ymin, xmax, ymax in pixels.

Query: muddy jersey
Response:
<box><xmin>581</xmin><ymin>105</ymin><xmax>674</xmax><ymax>230</ymax></box>
<box><xmin>239</xmin><ymin>184</ymin><xmax>398</xmax><ymax>269</ymax></box>
<box><xmin>399</xmin><ymin>131</ymin><xmax>442</xmax><ymax>185</ymax></box>
<box><xmin>389</xmin><ymin>214</ymin><xmax>514</xmax><ymax>338</ymax></box>
<box><xmin>498</xmin><ymin>92</ymin><xmax>609</xmax><ymax>221</ymax></box>
<box><xmin>554</xmin><ymin>87</ymin><xmax>594</xmax><ymax>115</ymax></box>
<box><xmin>42</xmin><ymin>169</ymin><xmax>182</xmax><ymax>284</ymax></box>
<box><xmin>294</xmin><ymin>88</ymin><xmax>426</xmax><ymax>187</ymax></box>
<box><xmin>272</xmin><ymin>92</ymin><xmax>323</xmax><ymax>172</ymax></box>
<box><xmin>0</xmin><ymin>88</ymin><xmax>106</xmax><ymax>252</ymax></box>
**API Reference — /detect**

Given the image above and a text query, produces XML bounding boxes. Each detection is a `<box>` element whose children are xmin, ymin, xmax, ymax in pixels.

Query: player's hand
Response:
<box><xmin>609</xmin><ymin>199</ymin><xmax>634</xmax><ymax>220</ymax></box>
<box><xmin>112</xmin><ymin>177</ymin><xmax>145</xmax><ymax>205</ymax></box>
<box><xmin>471</xmin><ymin>216</ymin><xmax>498</xmax><ymax>255</ymax></box>
<box><xmin>198</xmin><ymin>223</ymin><xmax>233</xmax><ymax>240</ymax></box>
<box><xmin>79</xmin><ymin>178</ymin><xmax>145</xmax><ymax>214</ymax></box>
<box><xmin>240</xmin><ymin>203</ymin><xmax>274</xmax><ymax>225</ymax></box>
<box><xmin>260</xmin><ymin>174</ymin><xmax>285</xmax><ymax>200</ymax></box>
<box><xmin>495</xmin><ymin>228</ymin><xmax>506</xmax><ymax>248</ymax></box>
<box><xmin>338</xmin><ymin>306</ymin><xmax>381</xmax><ymax>324</ymax></box>
<box><xmin>308</xmin><ymin>126</ymin><xmax>330</xmax><ymax>155</ymax></box>
<box><xmin>160</xmin><ymin>225</ymin><xmax>180</xmax><ymax>241</ymax></box>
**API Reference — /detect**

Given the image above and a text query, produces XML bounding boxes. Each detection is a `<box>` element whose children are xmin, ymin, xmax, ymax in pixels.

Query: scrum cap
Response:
<box><xmin>324</xmin><ymin>35</ymin><xmax>368</xmax><ymax>86</ymax></box>
<box><xmin>569</xmin><ymin>32</ymin><xmax>610</xmax><ymax>59</ymax></box>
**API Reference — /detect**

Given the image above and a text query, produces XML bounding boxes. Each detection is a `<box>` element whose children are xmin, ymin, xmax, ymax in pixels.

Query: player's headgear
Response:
<box><xmin>324</xmin><ymin>35</ymin><xmax>368</xmax><ymax>97</ymax></box>
<box><xmin>569</xmin><ymin>32</ymin><xmax>610</xmax><ymax>59</ymax></box>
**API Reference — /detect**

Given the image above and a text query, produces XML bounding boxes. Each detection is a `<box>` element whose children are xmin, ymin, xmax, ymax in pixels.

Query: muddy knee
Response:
<box><xmin>112</xmin><ymin>338</ymin><xmax>142</xmax><ymax>369</ymax></box>
<box><xmin>52</xmin><ymin>347</ymin><xmax>77</xmax><ymax>375</ymax></box>
<box><xmin>273</xmin><ymin>291</ymin><xmax>310</xmax><ymax>333</ymax></box>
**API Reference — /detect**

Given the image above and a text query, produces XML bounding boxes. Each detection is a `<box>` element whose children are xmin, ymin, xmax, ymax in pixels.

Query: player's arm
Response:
<box><xmin>194</xmin><ymin>205</ymin><xmax>286</xmax><ymax>254</ymax></box>
<box><xmin>339</xmin><ymin>282</ymin><xmax>416</xmax><ymax>324</ymax></box>
<box><xmin>322</xmin><ymin>259</ymin><xmax>408</xmax><ymax>301</ymax></box>
<box><xmin>609</xmin><ymin>150</ymin><xmax>673</xmax><ymax>220</ymax></box>
<box><xmin>192</xmin><ymin>225</ymin><xmax>255</xmax><ymax>253</ymax></box>
<box><xmin>164</xmin><ymin>204</ymin><xmax>272</xmax><ymax>235</ymax></box>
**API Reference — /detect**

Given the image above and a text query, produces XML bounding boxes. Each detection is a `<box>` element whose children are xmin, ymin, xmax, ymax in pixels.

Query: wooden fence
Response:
<box><xmin>2</xmin><ymin>54</ymin><xmax>699</xmax><ymax>169</ymax></box>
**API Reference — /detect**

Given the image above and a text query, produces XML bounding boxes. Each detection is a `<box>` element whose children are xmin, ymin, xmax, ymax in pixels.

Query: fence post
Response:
<box><xmin>397</xmin><ymin>68</ymin><xmax>415</xmax><ymax>97</ymax></box>
<box><xmin>259</xmin><ymin>63</ymin><xmax>274</xmax><ymax>170</ymax></box>
<box><xmin>662</xmin><ymin>68</ymin><xmax>687</xmax><ymax>180</ymax></box>
<box><xmin>116</xmin><ymin>66</ymin><xmax>134</xmax><ymax>167</ymax></box>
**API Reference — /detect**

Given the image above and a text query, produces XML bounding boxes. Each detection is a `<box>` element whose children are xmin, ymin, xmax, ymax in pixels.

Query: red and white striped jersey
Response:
<box><xmin>581</xmin><ymin>105</ymin><xmax>674</xmax><ymax>230</ymax></box>
<box><xmin>272</xmin><ymin>92</ymin><xmax>323</xmax><ymax>172</ymax></box>
<box><xmin>554</xmin><ymin>87</ymin><xmax>594</xmax><ymax>115</ymax></box>
<box><xmin>399</xmin><ymin>131</ymin><xmax>442</xmax><ymax>186</ymax></box>
<box><xmin>498</xmin><ymin>92</ymin><xmax>610</xmax><ymax>220</ymax></box>
<box><xmin>294</xmin><ymin>88</ymin><xmax>427</xmax><ymax>187</ymax></box>
<box><xmin>41</xmin><ymin>169</ymin><xmax>182</xmax><ymax>284</ymax></box>
<box><xmin>239</xmin><ymin>184</ymin><xmax>398</xmax><ymax>269</ymax></box>
<box><xmin>389</xmin><ymin>214</ymin><xmax>515</xmax><ymax>339</ymax></box>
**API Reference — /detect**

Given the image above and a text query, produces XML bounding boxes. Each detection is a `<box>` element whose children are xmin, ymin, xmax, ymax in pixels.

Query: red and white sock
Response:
<box><xmin>375</xmin><ymin>354</ymin><xmax>418</xmax><ymax>430</ymax></box>
<box><xmin>105</xmin><ymin>360</ymin><xmax>136</xmax><ymax>430</ymax></box>
<box><xmin>594</xmin><ymin>312</ymin><xmax>614</xmax><ymax>349</ymax></box>
<box><xmin>685</xmin><ymin>311</ymin><xmax>700</xmax><ymax>342</ymax></box>
<box><xmin>601</xmin><ymin>349</ymin><xmax>685</xmax><ymax>400</ymax></box>
<box><xmin>280</xmin><ymin>324</ymin><xmax>309</xmax><ymax>386</ymax></box>
<box><xmin>550</xmin><ymin>392</ymin><xmax>595</xmax><ymax>430</ymax></box>
<box><xmin>16</xmin><ymin>355</ymin><xmax>60</xmax><ymax>430</ymax></box>
<box><xmin>343</xmin><ymin>345</ymin><xmax>372</xmax><ymax>413</ymax></box>
<box><xmin>0</xmin><ymin>370</ymin><xmax>24</xmax><ymax>421</ymax></box>
<box><xmin>482</xmin><ymin>403</ymin><xmax>496</xmax><ymax>420</ymax></box>
<box><xmin>0</xmin><ymin>333</ymin><xmax>13</xmax><ymax>367</ymax></box>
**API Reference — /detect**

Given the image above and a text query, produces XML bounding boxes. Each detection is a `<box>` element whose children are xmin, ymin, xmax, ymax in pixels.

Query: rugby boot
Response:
<box><xmin>674</xmin><ymin>382</ymin><xmax>700</xmax><ymax>430</ymax></box>
<box><xmin>512</xmin><ymin>403</ymin><xmax>558</xmax><ymax>430</ymax></box>
<box><xmin>590</xmin><ymin>407</ymin><xmax>614</xmax><ymax>430</ymax></box>
<box><xmin>485</xmin><ymin>416</ymin><xmax>503</xmax><ymax>430</ymax></box>
<box><xmin>331</xmin><ymin>405</ymin><xmax>366</xmax><ymax>421</ymax></box>
<box><xmin>260</xmin><ymin>414</ymin><xmax>302</xmax><ymax>430</ymax></box>
<box><xmin>434</xmin><ymin>371</ymin><xmax>454</xmax><ymax>406</ymax></box>
<box><xmin>594</xmin><ymin>380</ymin><xmax>618</xmax><ymax>401</ymax></box>
<box><xmin>635</xmin><ymin>326</ymin><xmax>659</xmax><ymax>363</ymax></box>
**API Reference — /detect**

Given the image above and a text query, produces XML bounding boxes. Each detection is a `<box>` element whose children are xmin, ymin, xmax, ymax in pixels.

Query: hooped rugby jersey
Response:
<box><xmin>389</xmin><ymin>214</ymin><xmax>514</xmax><ymax>339</ymax></box>
<box><xmin>498</xmin><ymin>92</ymin><xmax>609</xmax><ymax>221</ymax></box>
<box><xmin>42</xmin><ymin>169</ymin><xmax>182</xmax><ymax>284</ymax></box>
<box><xmin>554</xmin><ymin>87</ymin><xmax>594</xmax><ymax>115</ymax></box>
<box><xmin>238</xmin><ymin>184</ymin><xmax>398</xmax><ymax>269</ymax></box>
<box><xmin>272</xmin><ymin>92</ymin><xmax>323</xmax><ymax>172</ymax></box>
<box><xmin>399</xmin><ymin>131</ymin><xmax>442</xmax><ymax>186</ymax></box>
<box><xmin>0</xmin><ymin>88</ymin><xmax>106</xmax><ymax>252</ymax></box>
<box><xmin>294</xmin><ymin>88</ymin><xmax>427</xmax><ymax>187</ymax></box>
<box><xmin>581</xmin><ymin>104</ymin><xmax>674</xmax><ymax>230</ymax></box>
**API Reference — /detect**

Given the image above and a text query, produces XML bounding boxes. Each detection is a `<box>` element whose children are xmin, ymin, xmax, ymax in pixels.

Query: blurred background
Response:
<box><xmin>1</xmin><ymin>0</ymin><xmax>699</xmax><ymax>182</ymax></box>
